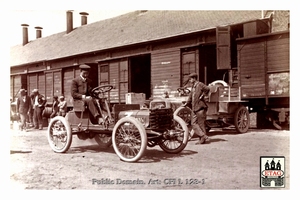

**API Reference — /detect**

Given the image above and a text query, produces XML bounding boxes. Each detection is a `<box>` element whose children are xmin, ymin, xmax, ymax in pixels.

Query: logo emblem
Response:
<box><xmin>260</xmin><ymin>156</ymin><xmax>285</xmax><ymax>188</ymax></box>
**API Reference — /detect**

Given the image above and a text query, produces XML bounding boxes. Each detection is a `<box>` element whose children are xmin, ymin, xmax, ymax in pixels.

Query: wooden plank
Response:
<box><xmin>267</xmin><ymin>37</ymin><xmax>289</xmax><ymax>46</ymax></box>
<box><xmin>239</xmin><ymin>47</ymin><xmax>264</xmax><ymax>54</ymax></box>
<box><xmin>240</xmin><ymin>78</ymin><xmax>265</xmax><ymax>85</ymax></box>
<box><xmin>268</xmin><ymin>59</ymin><xmax>289</xmax><ymax>67</ymax></box>
<box><xmin>240</xmin><ymin>68</ymin><xmax>265</xmax><ymax>75</ymax></box>
<box><xmin>241</xmin><ymin>85</ymin><xmax>266</xmax><ymax>98</ymax></box>
<box><xmin>267</xmin><ymin>45</ymin><xmax>289</xmax><ymax>53</ymax></box>
<box><xmin>240</xmin><ymin>59</ymin><xmax>265</xmax><ymax>66</ymax></box>
<box><xmin>239</xmin><ymin>53</ymin><xmax>265</xmax><ymax>62</ymax></box>
<box><xmin>267</xmin><ymin>53</ymin><xmax>289</xmax><ymax>61</ymax></box>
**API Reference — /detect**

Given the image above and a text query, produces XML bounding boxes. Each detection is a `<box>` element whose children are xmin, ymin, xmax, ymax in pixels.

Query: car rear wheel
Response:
<box><xmin>159</xmin><ymin>116</ymin><xmax>189</xmax><ymax>154</ymax></box>
<box><xmin>94</xmin><ymin>134</ymin><xmax>112</xmax><ymax>148</ymax></box>
<box><xmin>234</xmin><ymin>105</ymin><xmax>250</xmax><ymax>133</ymax></box>
<box><xmin>174</xmin><ymin>106</ymin><xmax>193</xmax><ymax>140</ymax></box>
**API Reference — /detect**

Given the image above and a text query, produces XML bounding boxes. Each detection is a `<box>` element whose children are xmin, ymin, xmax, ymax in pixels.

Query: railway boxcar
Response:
<box><xmin>236</xmin><ymin>30</ymin><xmax>290</xmax><ymax>129</ymax></box>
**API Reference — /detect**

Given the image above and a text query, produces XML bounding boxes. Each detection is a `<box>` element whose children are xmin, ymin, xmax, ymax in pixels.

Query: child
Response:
<box><xmin>50</xmin><ymin>96</ymin><xmax>59</xmax><ymax>118</ymax></box>
<box><xmin>58</xmin><ymin>96</ymin><xmax>67</xmax><ymax>117</ymax></box>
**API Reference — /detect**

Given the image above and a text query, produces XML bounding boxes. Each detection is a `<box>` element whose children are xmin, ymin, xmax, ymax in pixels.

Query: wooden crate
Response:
<box><xmin>125</xmin><ymin>93</ymin><xmax>146</xmax><ymax>107</ymax></box>
<box><xmin>219</xmin><ymin>87</ymin><xmax>241</xmax><ymax>102</ymax></box>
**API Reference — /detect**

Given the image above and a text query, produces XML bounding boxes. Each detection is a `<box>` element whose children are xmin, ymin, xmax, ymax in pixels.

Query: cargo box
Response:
<box><xmin>125</xmin><ymin>93</ymin><xmax>146</xmax><ymax>107</ymax></box>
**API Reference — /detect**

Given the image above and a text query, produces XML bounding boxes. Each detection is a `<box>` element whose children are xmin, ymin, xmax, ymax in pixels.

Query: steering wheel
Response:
<box><xmin>177</xmin><ymin>87</ymin><xmax>191</xmax><ymax>96</ymax></box>
<box><xmin>91</xmin><ymin>84</ymin><xmax>114</xmax><ymax>98</ymax></box>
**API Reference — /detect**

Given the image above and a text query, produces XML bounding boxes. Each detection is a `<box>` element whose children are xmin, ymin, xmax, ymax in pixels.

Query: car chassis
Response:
<box><xmin>47</xmin><ymin>85</ymin><xmax>189</xmax><ymax>162</ymax></box>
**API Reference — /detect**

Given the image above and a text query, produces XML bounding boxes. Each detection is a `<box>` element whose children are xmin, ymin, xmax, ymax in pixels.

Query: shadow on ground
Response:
<box><xmin>66</xmin><ymin>143</ymin><xmax>198</xmax><ymax>163</ymax></box>
<box><xmin>10</xmin><ymin>150</ymin><xmax>32</xmax><ymax>154</ymax></box>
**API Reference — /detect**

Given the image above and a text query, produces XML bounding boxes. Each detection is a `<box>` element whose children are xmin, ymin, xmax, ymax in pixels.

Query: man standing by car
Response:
<box><xmin>32</xmin><ymin>89</ymin><xmax>47</xmax><ymax>130</ymax></box>
<box><xmin>184</xmin><ymin>73</ymin><xmax>210</xmax><ymax>144</ymax></box>
<box><xmin>71</xmin><ymin>64</ymin><xmax>103</xmax><ymax>124</ymax></box>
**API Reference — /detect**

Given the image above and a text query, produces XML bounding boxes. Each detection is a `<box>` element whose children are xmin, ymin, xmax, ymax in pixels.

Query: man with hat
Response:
<box><xmin>183</xmin><ymin>72</ymin><xmax>211</xmax><ymax>144</ymax></box>
<box><xmin>71</xmin><ymin>64</ymin><xmax>103</xmax><ymax>124</ymax></box>
<box><xmin>32</xmin><ymin>88</ymin><xmax>47</xmax><ymax>130</ymax></box>
<box><xmin>16</xmin><ymin>89</ymin><xmax>32</xmax><ymax>131</ymax></box>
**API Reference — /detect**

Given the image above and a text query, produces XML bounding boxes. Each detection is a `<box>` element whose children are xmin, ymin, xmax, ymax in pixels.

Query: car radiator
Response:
<box><xmin>149</xmin><ymin>108</ymin><xmax>173</xmax><ymax>131</ymax></box>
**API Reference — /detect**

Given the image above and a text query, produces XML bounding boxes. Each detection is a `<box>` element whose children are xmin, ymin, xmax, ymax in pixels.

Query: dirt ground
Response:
<box><xmin>9</xmin><ymin>122</ymin><xmax>290</xmax><ymax>191</ymax></box>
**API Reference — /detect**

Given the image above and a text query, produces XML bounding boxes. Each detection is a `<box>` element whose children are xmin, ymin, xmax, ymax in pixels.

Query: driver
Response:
<box><xmin>71</xmin><ymin>64</ymin><xmax>103</xmax><ymax>124</ymax></box>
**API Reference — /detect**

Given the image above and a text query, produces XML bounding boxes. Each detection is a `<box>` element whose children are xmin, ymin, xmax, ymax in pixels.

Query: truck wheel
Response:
<box><xmin>234</xmin><ymin>106</ymin><xmax>250</xmax><ymax>133</ymax></box>
<box><xmin>174</xmin><ymin>106</ymin><xmax>193</xmax><ymax>140</ymax></box>
<box><xmin>112</xmin><ymin>117</ymin><xmax>147</xmax><ymax>162</ymax></box>
<box><xmin>47</xmin><ymin>116</ymin><xmax>72</xmax><ymax>153</ymax></box>
<box><xmin>94</xmin><ymin>134</ymin><xmax>112</xmax><ymax>148</ymax></box>
<box><xmin>159</xmin><ymin>116</ymin><xmax>189</xmax><ymax>154</ymax></box>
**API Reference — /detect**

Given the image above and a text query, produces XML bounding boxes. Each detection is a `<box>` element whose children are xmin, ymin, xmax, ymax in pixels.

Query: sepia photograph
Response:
<box><xmin>5</xmin><ymin>0</ymin><xmax>298</xmax><ymax>197</ymax></box>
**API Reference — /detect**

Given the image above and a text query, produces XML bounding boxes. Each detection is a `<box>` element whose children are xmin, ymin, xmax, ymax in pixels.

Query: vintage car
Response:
<box><xmin>174</xmin><ymin>80</ymin><xmax>250</xmax><ymax>139</ymax></box>
<box><xmin>150</xmin><ymin>80</ymin><xmax>250</xmax><ymax>140</ymax></box>
<box><xmin>47</xmin><ymin>85</ymin><xmax>189</xmax><ymax>163</ymax></box>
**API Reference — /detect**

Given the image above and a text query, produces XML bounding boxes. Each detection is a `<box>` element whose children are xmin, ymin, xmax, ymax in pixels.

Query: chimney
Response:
<box><xmin>35</xmin><ymin>26</ymin><xmax>43</xmax><ymax>39</ymax></box>
<box><xmin>80</xmin><ymin>12</ymin><xmax>89</xmax><ymax>25</ymax></box>
<box><xmin>21</xmin><ymin>24</ymin><xmax>29</xmax><ymax>45</ymax></box>
<box><xmin>66</xmin><ymin>10</ymin><xmax>73</xmax><ymax>34</ymax></box>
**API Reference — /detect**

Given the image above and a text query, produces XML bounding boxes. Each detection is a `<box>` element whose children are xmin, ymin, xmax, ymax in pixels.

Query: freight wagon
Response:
<box><xmin>237</xmin><ymin>30</ymin><xmax>289</xmax><ymax>129</ymax></box>
<box><xmin>175</xmin><ymin>30</ymin><xmax>290</xmax><ymax>131</ymax></box>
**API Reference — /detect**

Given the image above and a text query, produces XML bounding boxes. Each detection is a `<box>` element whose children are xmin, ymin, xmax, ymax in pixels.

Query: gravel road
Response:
<box><xmin>10</xmin><ymin>124</ymin><xmax>290</xmax><ymax>190</ymax></box>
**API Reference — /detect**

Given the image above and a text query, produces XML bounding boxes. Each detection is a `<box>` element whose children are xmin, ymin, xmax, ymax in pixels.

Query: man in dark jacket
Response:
<box><xmin>184</xmin><ymin>73</ymin><xmax>210</xmax><ymax>144</ymax></box>
<box><xmin>71</xmin><ymin>64</ymin><xmax>102</xmax><ymax>124</ymax></box>
<box><xmin>16</xmin><ymin>89</ymin><xmax>32</xmax><ymax>131</ymax></box>
<box><xmin>32</xmin><ymin>89</ymin><xmax>47</xmax><ymax>130</ymax></box>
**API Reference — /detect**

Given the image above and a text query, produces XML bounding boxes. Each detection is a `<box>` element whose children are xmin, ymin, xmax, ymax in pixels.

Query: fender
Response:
<box><xmin>118</xmin><ymin>109</ymin><xmax>150</xmax><ymax>128</ymax></box>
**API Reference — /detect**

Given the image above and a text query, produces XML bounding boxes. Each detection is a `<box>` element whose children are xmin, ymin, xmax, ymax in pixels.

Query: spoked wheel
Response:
<box><xmin>112</xmin><ymin>117</ymin><xmax>147</xmax><ymax>162</ymax></box>
<box><xmin>234</xmin><ymin>105</ymin><xmax>250</xmax><ymax>133</ymax></box>
<box><xmin>47</xmin><ymin>116</ymin><xmax>72</xmax><ymax>153</ymax></box>
<box><xmin>174</xmin><ymin>106</ymin><xmax>193</xmax><ymax>140</ymax></box>
<box><xmin>94</xmin><ymin>134</ymin><xmax>112</xmax><ymax>148</ymax></box>
<box><xmin>158</xmin><ymin>116</ymin><xmax>189</xmax><ymax>154</ymax></box>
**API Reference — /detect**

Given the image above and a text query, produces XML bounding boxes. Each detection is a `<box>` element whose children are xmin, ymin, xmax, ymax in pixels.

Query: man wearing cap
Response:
<box><xmin>16</xmin><ymin>89</ymin><xmax>32</xmax><ymax>131</ymax></box>
<box><xmin>71</xmin><ymin>64</ymin><xmax>103</xmax><ymax>124</ymax></box>
<box><xmin>32</xmin><ymin>89</ymin><xmax>47</xmax><ymax>130</ymax></box>
<box><xmin>183</xmin><ymin>73</ymin><xmax>210</xmax><ymax>144</ymax></box>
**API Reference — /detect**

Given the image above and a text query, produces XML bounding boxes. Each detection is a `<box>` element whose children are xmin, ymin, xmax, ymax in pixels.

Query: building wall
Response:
<box><xmin>11</xmin><ymin>19</ymin><xmax>289</xmax><ymax>107</ymax></box>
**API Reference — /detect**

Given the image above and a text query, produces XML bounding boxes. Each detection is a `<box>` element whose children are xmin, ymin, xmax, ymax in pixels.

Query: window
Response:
<box><xmin>181</xmin><ymin>50</ymin><xmax>197</xmax><ymax>86</ymax></box>
<box><xmin>99</xmin><ymin>65</ymin><xmax>109</xmax><ymax>85</ymax></box>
